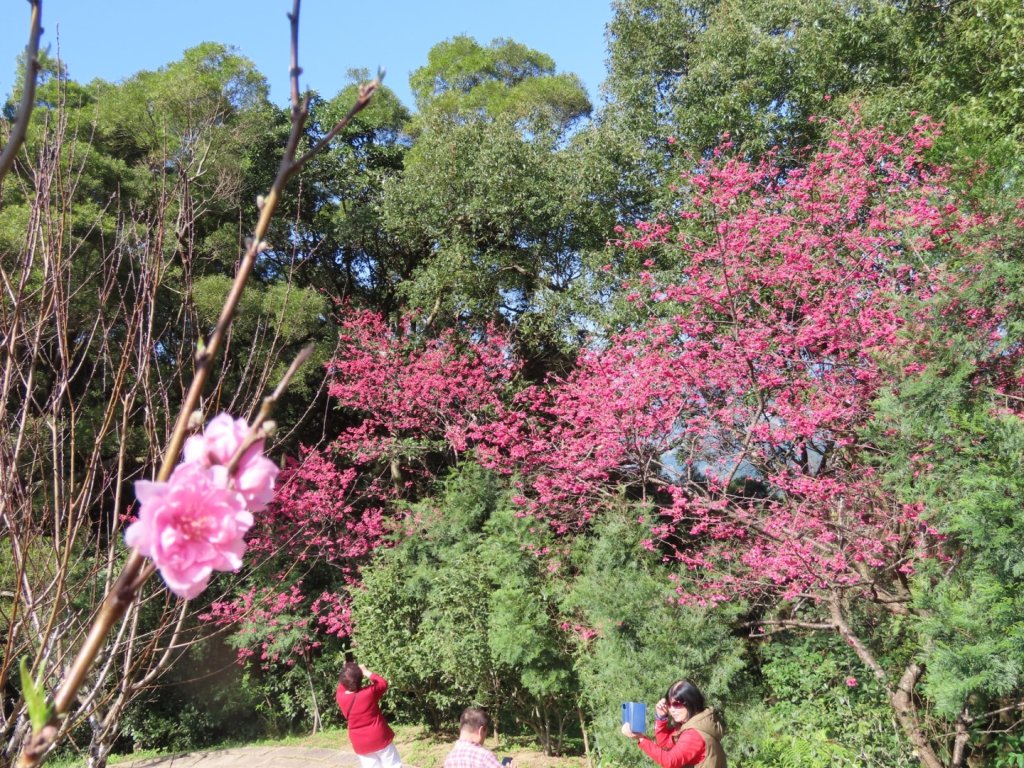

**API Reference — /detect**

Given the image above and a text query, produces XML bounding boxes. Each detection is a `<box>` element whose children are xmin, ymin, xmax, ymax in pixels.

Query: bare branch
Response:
<box><xmin>16</xmin><ymin>2</ymin><xmax>379</xmax><ymax>765</ymax></box>
<box><xmin>293</xmin><ymin>71</ymin><xmax>383</xmax><ymax>171</ymax></box>
<box><xmin>0</xmin><ymin>0</ymin><xmax>43</xmax><ymax>186</ymax></box>
<box><xmin>224</xmin><ymin>343</ymin><xmax>315</xmax><ymax>477</ymax></box>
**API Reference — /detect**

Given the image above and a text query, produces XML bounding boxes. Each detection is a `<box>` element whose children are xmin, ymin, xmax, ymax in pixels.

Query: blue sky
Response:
<box><xmin>1</xmin><ymin>1</ymin><xmax>614</xmax><ymax>111</ymax></box>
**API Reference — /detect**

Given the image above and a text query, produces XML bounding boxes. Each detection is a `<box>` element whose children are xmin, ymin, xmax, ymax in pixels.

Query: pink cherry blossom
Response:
<box><xmin>846</xmin><ymin>677</ymin><xmax>858</xmax><ymax>688</ymax></box>
<box><xmin>126</xmin><ymin>462</ymin><xmax>254</xmax><ymax>599</ymax></box>
<box><xmin>201</xmin><ymin>111</ymin><xmax>1024</xmax><ymax>675</ymax></box>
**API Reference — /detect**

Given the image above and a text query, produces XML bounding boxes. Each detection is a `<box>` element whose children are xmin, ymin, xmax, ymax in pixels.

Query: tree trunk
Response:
<box><xmin>303</xmin><ymin>654</ymin><xmax>322</xmax><ymax>734</ymax></box>
<box><xmin>890</xmin><ymin>663</ymin><xmax>945</xmax><ymax>768</ymax></box>
<box><xmin>829</xmin><ymin>598</ymin><xmax>948</xmax><ymax>768</ymax></box>
<box><xmin>86</xmin><ymin>717</ymin><xmax>113</xmax><ymax>768</ymax></box>
<box><xmin>578</xmin><ymin>706</ymin><xmax>593</xmax><ymax>768</ymax></box>
<box><xmin>950</xmin><ymin>707</ymin><xmax>972</xmax><ymax>768</ymax></box>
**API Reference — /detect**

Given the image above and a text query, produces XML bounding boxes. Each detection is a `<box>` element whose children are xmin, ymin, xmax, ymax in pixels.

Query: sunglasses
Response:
<box><xmin>667</xmin><ymin>700</ymin><xmax>687</xmax><ymax>708</ymax></box>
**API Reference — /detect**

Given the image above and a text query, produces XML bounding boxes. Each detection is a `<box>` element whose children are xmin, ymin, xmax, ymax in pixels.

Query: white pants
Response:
<box><xmin>357</xmin><ymin>743</ymin><xmax>402</xmax><ymax>768</ymax></box>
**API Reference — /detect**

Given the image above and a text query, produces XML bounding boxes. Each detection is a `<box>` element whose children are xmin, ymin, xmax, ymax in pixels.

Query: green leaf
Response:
<box><xmin>19</xmin><ymin>658</ymin><xmax>52</xmax><ymax>732</ymax></box>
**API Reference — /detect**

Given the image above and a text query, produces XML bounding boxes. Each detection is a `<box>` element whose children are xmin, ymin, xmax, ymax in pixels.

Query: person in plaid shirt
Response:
<box><xmin>443</xmin><ymin>707</ymin><xmax>515</xmax><ymax>768</ymax></box>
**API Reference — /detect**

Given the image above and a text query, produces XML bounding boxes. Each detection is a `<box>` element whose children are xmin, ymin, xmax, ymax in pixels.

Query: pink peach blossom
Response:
<box><xmin>183</xmin><ymin>413</ymin><xmax>248</xmax><ymax>465</ymax></box>
<box><xmin>232</xmin><ymin>447</ymin><xmax>279</xmax><ymax>511</ymax></box>
<box><xmin>126</xmin><ymin>462</ymin><xmax>254</xmax><ymax>599</ymax></box>
<box><xmin>183</xmin><ymin>413</ymin><xmax>278</xmax><ymax>511</ymax></box>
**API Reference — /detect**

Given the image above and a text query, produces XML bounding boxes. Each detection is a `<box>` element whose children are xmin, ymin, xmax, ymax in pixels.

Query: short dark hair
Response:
<box><xmin>665</xmin><ymin>679</ymin><xmax>706</xmax><ymax>715</ymax></box>
<box><xmin>460</xmin><ymin>706</ymin><xmax>491</xmax><ymax>732</ymax></box>
<box><xmin>339</xmin><ymin>662</ymin><xmax>363</xmax><ymax>692</ymax></box>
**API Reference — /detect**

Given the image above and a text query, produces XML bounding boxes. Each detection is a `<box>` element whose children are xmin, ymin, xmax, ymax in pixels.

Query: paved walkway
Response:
<box><xmin>121</xmin><ymin>746</ymin><xmax>362</xmax><ymax>768</ymax></box>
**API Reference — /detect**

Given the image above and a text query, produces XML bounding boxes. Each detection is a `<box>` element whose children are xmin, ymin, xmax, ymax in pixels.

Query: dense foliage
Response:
<box><xmin>3</xmin><ymin>2</ymin><xmax>1024</xmax><ymax>767</ymax></box>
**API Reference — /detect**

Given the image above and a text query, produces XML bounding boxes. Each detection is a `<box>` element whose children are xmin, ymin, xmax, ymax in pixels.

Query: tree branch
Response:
<box><xmin>0</xmin><ymin>0</ymin><xmax>43</xmax><ymax>187</ymax></box>
<box><xmin>16</xmin><ymin>2</ymin><xmax>377</xmax><ymax>765</ymax></box>
<box><xmin>828</xmin><ymin>596</ymin><xmax>887</xmax><ymax>681</ymax></box>
<box><xmin>890</xmin><ymin>662</ymin><xmax>945</xmax><ymax>768</ymax></box>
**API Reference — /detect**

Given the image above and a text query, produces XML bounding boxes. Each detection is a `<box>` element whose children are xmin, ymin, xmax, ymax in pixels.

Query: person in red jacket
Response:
<box><xmin>620</xmin><ymin>679</ymin><xmax>726</xmax><ymax>768</ymax></box>
<box><xmin>336</xmin><ymin>662</ymin><xmax>402</xmax><ymax>768</ymax></box>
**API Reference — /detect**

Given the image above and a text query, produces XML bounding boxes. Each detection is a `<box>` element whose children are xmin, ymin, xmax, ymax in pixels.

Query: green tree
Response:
<box><xmin>564</xmin><ymin>508</ymin><xmax>747</xmax><ymax>766</ymax></box>
<box><xmin>379</xmin><ymin>39</ymin><xmax>613</xmax><ymax>378</ymax></box>
<box><xmin>300</xmin><ymin>76</ymin><xmax>412</xmax><ymax>314</ymax></box>
<box><xmin>736</xmin><ymin>633</ymin><xmax>918</xmax><ymax>767</ymax></box>
<box><xmin>382</xmin><ymin>117</ymin><xmax>608</xmax><ymax>358</ymax></box>
<box><xmin>350</xmin><ymin>464</ymin><xmax>581</xmax><ymax>750</ymax></box>
<box><xmin>603</xmin><ymin>0</ymin><xmax>1024</xmax><ymax>187</ymax></box>
<box><xmin>410</xmin><ymin>36</ymin><xmax>591</xmax><ymax>136</ymax></box>
<box><xmin>869</xmin><ymin>264</ymin><xmax>1024</xmax><ymax>763</ymax></box>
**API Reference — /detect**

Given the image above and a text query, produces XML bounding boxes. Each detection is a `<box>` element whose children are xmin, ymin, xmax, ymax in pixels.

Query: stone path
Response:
<box><xmin>120</xmin><ymin>746</ymin><xmax>362</xmax><ymax>768</ymax></box>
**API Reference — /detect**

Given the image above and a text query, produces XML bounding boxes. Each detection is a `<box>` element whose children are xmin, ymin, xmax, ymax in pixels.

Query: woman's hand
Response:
<box><xmin>620</xmin><ymin>722</ymin><xmax>643</xmax><ymax>740</ymax></box>
<box><xmin>358</xmin><ymin>663</ymin><xmax>371</xmax><ymax>676</ymax></box>
<box><xmin>655</xmin><ymin>698</ymin><xmax>668</xmax><ymax>719</ymax></box>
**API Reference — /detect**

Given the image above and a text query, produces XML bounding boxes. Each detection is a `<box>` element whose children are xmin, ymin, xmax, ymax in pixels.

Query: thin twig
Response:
<box><xmin>224</xmin><ymin>343</ymin><xmax>314</xmax><ymax>477</ymax></box>
<box><xmin>293</xmin><ymin>72</ymin><xmax>383</xmax><ymax>171</ymax></box>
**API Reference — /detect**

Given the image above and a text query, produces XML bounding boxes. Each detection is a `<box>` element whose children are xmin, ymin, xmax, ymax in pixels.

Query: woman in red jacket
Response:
<box><xmin>621</xmin><ymin>679</ymin><xmax>726</xmax><ymax>768</ymax></box>
<box><xmin>336</xmin><ymin>662</ymin><xmax>402</xmax><ymax>768</ymax></box>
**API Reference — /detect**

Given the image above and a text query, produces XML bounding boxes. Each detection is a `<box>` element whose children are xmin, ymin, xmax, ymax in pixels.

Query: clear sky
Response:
<box><xmin>1</xmin><ymin>0</ymin><xmax>614</xmax><ymax>111</ymax></box>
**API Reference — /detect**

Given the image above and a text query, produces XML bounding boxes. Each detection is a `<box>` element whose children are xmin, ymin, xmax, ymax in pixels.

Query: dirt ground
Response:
<box><xmin>103</xmin><ymin>724</ymin><xmax>590</xmax><ymax>768</ymax></box>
